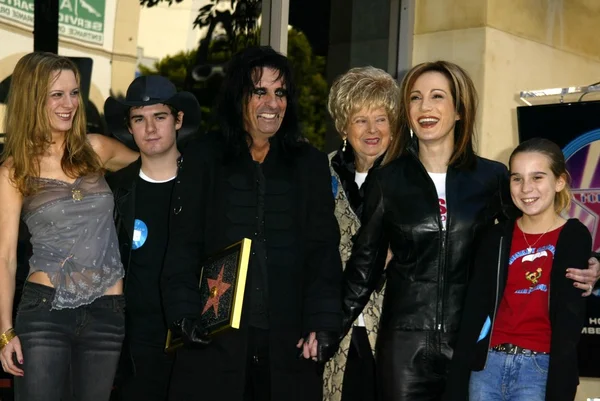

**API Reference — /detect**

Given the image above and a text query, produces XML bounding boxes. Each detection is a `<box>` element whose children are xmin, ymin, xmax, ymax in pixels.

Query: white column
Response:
<box><xmin>260</xmin><ymin>0</ymin><xmax>289</xmax><ymax>55</ymax></box>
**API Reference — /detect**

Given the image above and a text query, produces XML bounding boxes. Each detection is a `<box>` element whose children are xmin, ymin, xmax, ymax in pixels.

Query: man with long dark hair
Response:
<box><xmin>162</xmin><ymin>46</ymin><xmax>342</xmax><ymax>401</ymax></box>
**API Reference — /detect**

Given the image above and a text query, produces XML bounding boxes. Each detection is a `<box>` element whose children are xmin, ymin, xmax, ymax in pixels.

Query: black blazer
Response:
<box><xmin>162</xmin><ymin>133</ymin><xmax>342</xmax><ymax>330</ymax></box>
<box><xmin>161</xmin><ymin>132</ymin><xmax>342</xmax><ymax>400</ymax></box>
<box><xmin>163</xmin><ymin>134</ymin><xmax>342</xmax><ymax>331</ymax></box>
<box><xmin>445</xmin><ymin>218</ymin><xmax>591</xmax><ymax>401</ymax></box>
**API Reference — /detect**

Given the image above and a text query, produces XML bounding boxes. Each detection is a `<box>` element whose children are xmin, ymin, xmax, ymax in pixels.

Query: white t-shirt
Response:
<box><xmin>428</xmin><ymin>172</ymin><xmax>447</xmax><ymax>230</ymax></box>
<box><xmin>355</xmin><ymin>171</ymin><xmax>368</xmax><ymax>189</ymax></box>
<box><xmin>353</xmin><ymin>171</ymin><xmax>370</xmax><ymax>326</ymax></box>
<box><xmin>139</xmin><ymin>169</ymin><xmax>176</xmax><ymax>183</ymax></box>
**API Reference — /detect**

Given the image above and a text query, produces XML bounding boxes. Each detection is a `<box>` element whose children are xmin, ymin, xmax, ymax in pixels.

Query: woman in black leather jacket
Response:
<box><xmin>340</xmin><ymin>60</ymin><xmax>600</xmax><ymax>401</ymax></box>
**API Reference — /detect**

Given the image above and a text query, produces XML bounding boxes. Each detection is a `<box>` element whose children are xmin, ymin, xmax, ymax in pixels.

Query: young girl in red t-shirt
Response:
<box><xmin>445</xmin><ymin>138</ymin><xmax>592</xmax><ymax>401</ymax></box>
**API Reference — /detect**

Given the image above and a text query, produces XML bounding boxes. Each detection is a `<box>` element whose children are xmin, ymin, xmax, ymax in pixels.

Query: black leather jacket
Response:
<box><xmin>342</xmin><ymin>145</ymin><xmax>510</xmax><ymax>335</ymax></box>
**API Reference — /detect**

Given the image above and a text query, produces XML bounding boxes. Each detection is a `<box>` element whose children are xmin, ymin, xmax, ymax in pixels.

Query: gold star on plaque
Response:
<box><xmin>202</xmin><ymin>265</ymin><xmax>231</xmax><ymax>316</ymax></box>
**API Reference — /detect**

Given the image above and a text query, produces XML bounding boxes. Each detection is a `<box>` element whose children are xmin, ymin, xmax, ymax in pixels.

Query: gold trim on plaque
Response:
<box><xmin>230</xmin><ymin>238</ymin><xmax>251</xmax><ymax>329</ymax></box>
<box><xmin>164</xmin><ymin>238</ymin><xmax>251</xmax><ymax>352</ymax></box>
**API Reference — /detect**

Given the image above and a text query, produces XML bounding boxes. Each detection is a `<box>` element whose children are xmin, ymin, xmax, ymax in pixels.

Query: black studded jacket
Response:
<box><xmin>162</xmin><ymin>131</ymin><xmax>342</xmax><ymax>334</ymax></box>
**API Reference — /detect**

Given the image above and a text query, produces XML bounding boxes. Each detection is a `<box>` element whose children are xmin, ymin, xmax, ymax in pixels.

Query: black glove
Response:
<box><xmin>171</xmin><ymin>318</ymin><xmax>211</xmax><ymax>346</ymax></box>
<box><xmin>315</xmin><ymin>331</ymin><xmax>340</xmax><ymax>363</ymax></box>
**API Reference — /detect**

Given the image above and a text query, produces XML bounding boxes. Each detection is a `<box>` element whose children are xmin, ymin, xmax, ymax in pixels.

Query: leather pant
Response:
<box><xmin>375</xmin><ymin>330</ymin><xmax>455</xmax><ymax>401</ymax></box>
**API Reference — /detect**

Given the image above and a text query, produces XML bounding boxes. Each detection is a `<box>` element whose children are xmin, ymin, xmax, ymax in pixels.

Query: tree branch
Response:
<box><xmin>139</xmin><ymin>0</ymin><xmax>184</xmax><ymax>8</ymax></box>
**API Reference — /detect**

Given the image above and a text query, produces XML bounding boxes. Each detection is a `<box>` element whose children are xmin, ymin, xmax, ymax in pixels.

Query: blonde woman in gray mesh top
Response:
<box><xmin>0</xmin><ymin>52</ymin><xmax>137</xmax><ymax>401</ymax></box>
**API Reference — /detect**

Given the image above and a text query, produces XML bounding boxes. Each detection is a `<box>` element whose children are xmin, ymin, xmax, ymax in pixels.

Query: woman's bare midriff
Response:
<box><xmin>27</xmin><ymin>271</ymin><xmax>123</xmax><ymax>295</ymax></box>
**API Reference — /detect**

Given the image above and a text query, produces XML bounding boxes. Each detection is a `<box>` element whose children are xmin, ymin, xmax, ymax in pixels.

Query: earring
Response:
<box><xmin>410</xmin><ymin>128</ymin><xmax>414</xmax><ymax>138</ymax></box>
<box><xmin>342</xmin><ymin>138</ymin><xmax>347</xmax><ymax>152</ymax></box>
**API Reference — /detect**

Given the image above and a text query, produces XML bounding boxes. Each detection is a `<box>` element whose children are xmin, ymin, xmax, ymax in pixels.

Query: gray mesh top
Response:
<box><xmin>22</xmin><ymin>174</ymin><xmax>124</xmax><ymax>309</ymax></box>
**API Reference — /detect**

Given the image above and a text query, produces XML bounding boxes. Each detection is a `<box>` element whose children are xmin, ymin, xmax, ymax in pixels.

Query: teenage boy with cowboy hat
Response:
<box><xmin>103</xmin><ymin>75</ymin><xmax>201</xmax><ymax>401</ymax></box>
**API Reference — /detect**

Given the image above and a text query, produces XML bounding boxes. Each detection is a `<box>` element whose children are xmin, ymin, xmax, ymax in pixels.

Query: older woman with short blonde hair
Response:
<box><xmin>323</xmin><ymin>66</ymin><xmax>400</xmax><ymax>401</ymax></box>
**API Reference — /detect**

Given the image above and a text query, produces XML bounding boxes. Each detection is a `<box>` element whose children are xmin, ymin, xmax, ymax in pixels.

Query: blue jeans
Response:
<box><xmin>13</xmin><ymin>282</ymin><xmax>125</xmax><ymax>401</ymax></box>
<box><xmin>469</xmin><ymin>349</ymin><xmax>549</xmax><ymax>401</ymax></box>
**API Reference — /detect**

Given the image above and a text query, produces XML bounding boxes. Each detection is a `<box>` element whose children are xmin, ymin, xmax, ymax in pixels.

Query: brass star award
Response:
<box><xmin>165</xmin><ymin>238</ymin><xmax>251</xmax><ymax>352</ymax></box>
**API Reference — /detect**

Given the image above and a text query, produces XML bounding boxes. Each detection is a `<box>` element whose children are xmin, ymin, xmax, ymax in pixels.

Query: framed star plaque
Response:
<box><xmin>164</xmin><ymin>238</ymin><xmax>252</xmax><ymax>352</ymax></box>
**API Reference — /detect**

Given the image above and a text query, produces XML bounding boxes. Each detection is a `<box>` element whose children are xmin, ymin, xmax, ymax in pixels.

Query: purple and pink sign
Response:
<box><xmin>564</xmin><ymin>129</ymin><xmax>600</xmax><ymax>253</ymax></box>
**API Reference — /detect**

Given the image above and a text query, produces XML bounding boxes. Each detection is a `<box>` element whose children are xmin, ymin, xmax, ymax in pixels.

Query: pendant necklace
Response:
<box><xmin>520</xmin><ymin>218</ymin><xmax>556</xmax><ymax>254</ymax></box>
<box><xmin>72</xmin><ymin>188</ymin><xmax>83</xmax><ymax>201</ymax></box>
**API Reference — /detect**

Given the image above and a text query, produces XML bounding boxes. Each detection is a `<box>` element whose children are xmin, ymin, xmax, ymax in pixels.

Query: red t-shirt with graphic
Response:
<box><xmin>490</xmin><ymin>221</ymin><xmax>563</xmax><ymax>353</ymax></box>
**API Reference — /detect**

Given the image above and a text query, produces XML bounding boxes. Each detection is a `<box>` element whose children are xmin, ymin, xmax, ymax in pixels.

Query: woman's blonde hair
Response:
<box><xmin>383</xmin><ymin>61</ymin><xmax>478</xmax><ymax>168</ymax></box>
<box><xmin>328</xmin><ymin>66</ymin><xmax>401</xmax><ymax>139</ymax></box>
<box><xmin>1</xmin><ymin>52</ymin><xmax>102</xmax><ymax>195</ymax></box>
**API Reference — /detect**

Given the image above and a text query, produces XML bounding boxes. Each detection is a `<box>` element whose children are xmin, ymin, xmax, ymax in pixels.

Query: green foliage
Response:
<box><xmin>194</xmin><ymin>1</ymin><xmax>225</xmax><ymax>29</ymax></box>
<box><xmin>288</xmin><ymin>29</ymin><xmax>328</xmax><ymax>150</ymax></box>
<box><xmin>139</xmin><ymin>0</ymin><xmax>184</xmax><ymax>7</ymax></box>
<box><xmin>138</xmin><ymin>50</ymin><xmax>194</xmax><ymax>90</ymax></box>
<box><xmin>140</xmin><ymin>28</ymin><xmax>328</xmax><ymax>149</ymax></box>
<box><xmin>192</xmin><ymin>0</ymin><xmax>260</xmax><ymax>33</ymax></box>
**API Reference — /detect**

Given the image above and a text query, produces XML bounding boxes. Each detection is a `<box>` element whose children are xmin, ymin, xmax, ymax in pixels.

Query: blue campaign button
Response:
<box><xmin>132</xmin><ymin>219</ymin><xmax>148</xmax><ymax>250</ymax></box>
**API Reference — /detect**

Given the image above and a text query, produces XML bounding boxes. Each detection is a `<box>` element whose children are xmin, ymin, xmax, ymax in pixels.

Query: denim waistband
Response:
<box><xmin>23</xmin><ymin>281</ymin><xmax>124</xmax><ymax>310</ymax></box>
<box><xmin>23</xmin><ymin>281</ymin><xmax>56</xmax><ymax>298</ymax></box>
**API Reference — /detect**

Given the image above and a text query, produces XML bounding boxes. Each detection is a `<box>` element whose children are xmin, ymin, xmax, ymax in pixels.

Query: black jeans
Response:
<box><xmin>116</xmin><ymin>342</ymin><xmax>174</xmax><ymax>401</ymax></box>
<box><xmin>13</xmin><ymin>282</ymin><xmax>125</xmax><ymax>401</ymax></box>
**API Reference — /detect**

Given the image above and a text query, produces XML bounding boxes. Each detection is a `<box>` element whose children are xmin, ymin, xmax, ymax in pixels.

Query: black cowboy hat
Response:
<box><xmin>103</xmin><ymin>75</ymin><xmax>201</xmax><ymax>149</ymax></box>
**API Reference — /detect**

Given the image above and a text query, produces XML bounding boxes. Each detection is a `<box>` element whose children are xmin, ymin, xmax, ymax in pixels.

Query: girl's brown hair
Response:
<box><xmin>509</xmin><ymin>138</ymin><xmax>572</xmax><ymax>214</ymax></box>
<box><xmin>1</xmin><ymin>52</ymin><xmax>102</xmax><ymax>195</ymax></box>
<box><xmin>383</xmin><ymin>60</ymin><xmax>478</xmax><ymax>168</ymax></box>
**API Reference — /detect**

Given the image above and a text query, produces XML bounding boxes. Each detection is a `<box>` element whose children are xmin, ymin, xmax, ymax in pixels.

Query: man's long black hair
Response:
<box><xmin>215</xmin><ymin>46</ymin><xmax>303</xmax><ymax>158</ymax></box>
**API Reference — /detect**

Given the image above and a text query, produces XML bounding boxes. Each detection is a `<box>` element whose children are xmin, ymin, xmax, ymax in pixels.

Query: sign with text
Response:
<box><xmin>0</xmin><ymin>0</ymin><xmax>105</xmax><ymax>45</ymax></box>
